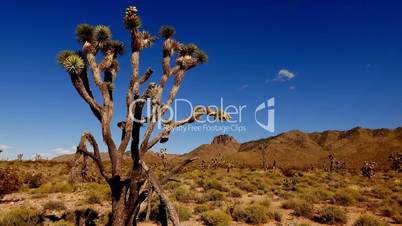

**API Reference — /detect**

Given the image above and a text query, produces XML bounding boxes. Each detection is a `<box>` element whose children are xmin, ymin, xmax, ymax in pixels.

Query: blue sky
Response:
<box><xmin>0</xmin><ymin>0</ymin><xmax>401</xmax><ymax>159</ymax></box>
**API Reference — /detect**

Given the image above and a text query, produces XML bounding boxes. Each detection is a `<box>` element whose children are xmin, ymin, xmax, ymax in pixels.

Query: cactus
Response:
<box><xmin>361</xmin><ymin>161</ymin><xmax>376</xmax><ymax>179</ymax></box>
<box><xmin>16</xmin><ymin>154</ymin><xmax>23</xmax><ymax>161</ymax></box>
<box><xmin>57</xmin><ymin>5</ymin><xmax>230</xmax><ymax>226</ymax></box>
<box><xmin>388</xmin><ymin>152</ymin><xmax>402</xmax><ymax>172</ymax></box>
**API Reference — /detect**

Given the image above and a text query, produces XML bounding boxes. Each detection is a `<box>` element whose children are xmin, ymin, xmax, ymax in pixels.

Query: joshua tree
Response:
<box><xmin>158</xmin><ymin>148</ymin><xmax>169</xmax><ymax>170</ymax></box>
<box><xmin>361</xmin><ymin>161</ymin><xmax>376</xmax><ymax>179</ymax></box>
<box><xmin>16</xmin><ymin>153</ymin><xmax>23</xmax><ymax>161</ymax></box>
<box><xmin>34</xmin><ymin>153</ymin><xmax>43</xmax><ymax>161</ymax></box>
<box><xmin>258</xmin><ymin>144</ymin><xmax>269</xmax><ymax>170</ymax></box>
<box><xmin>328</xmin><ymin>153</ymin><xmax>346</xmax><ymax>174</ymax></box>
<box><xmin>388</xmin><ymin>151</ymin><xmax>402</xmax><ymax>172</ymax></box>
<box><xmin>57</xmin><ymin>5</ymin><xmax>230</xmax><ymax>226</ymax></box>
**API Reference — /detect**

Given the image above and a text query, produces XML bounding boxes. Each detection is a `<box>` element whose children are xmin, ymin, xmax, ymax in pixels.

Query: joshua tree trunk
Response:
<box><xmin>58</xmin><ymin>5</ymin><xmax>229</xmax><ymax>226</ymax></box>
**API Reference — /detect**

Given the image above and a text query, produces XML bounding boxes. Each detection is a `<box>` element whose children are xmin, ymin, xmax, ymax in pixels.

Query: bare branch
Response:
<box><xmin>76</xmin><ymin>132</ymin><xmax>109</xmax><ymax>180</ymax></box>
<box><xmin>140</xmin><ymin>160</ymin><xmax>180</xmax><ymax>226</ymax></box>
<box><xmin>160</xmin><ymin>157</ymin><xmax>199</xmax><ymax>185</ymax></box>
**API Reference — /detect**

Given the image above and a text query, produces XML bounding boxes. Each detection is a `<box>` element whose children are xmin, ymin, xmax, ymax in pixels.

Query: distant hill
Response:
<box><xmin>53</xmin><ymin>127</ymin><xmax>402</xmax><ymax>169</ymax></box>
<box><xmin>183</xmin><ymin>127</ymin><xmax>402</xmax><ymax>169</ymax></box>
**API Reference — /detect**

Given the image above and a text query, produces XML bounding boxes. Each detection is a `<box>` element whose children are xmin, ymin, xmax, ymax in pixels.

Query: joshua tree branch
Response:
<box><xmin>139</xmin><ymin>68</ymin><xmax>154</xmax><ymax>84</ymax></box>
<box><xmin>160</xmin><ymin>157</ymin><xmax>199</xmax><ymax>185</ymax></box>
<box><xmin>140</xmin><ymin>160</ymin><xmax>180</xmax><ymax>226</ymax></box>
<box><xmin>76</xmin><ymin>132</ymin><xmax>108</xmax><ymax>180</ymax></box>
<box><xmin>70</xmin><ymin>73</ymin><xmax>103</xmax><ymax>121</ymax></box>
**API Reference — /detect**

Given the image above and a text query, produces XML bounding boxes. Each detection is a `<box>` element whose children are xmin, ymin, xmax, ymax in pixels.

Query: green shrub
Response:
<box><xmin>199</xmin><ymin>179</ymin><xmax>228</xmax><ymax>192</ymax></box>
<box><xmin>201</xmin><ymin>210</ymin><xmax>231</xmax><ymax>226</ymax></box>
<box><xmin>333</xmin><ymin>188</ymin><xmax>361</xmax><ymax>206</ymax></box>
<box><xmin>314</xmin><ymin>206</ymin><xmax>347</xmax><ymax>224</ymax></box>
<box><xmin>229</xmin><ymin>189</ymin><xmax>242</xmax><ymax>198</ymax></box>
<box><xmin>32</xmin><ymin>182</ymin><xmax>73</xmax><ymax>194</ymax></box>
<box><xmin>86</xmin><ymin>190</ymin><xmax>104</xmax><ymax>204</ymax></box>
<box><xmin>0</xmin><ymin>207</ymin><xmax>42</xmax><ymax>226</ymax></box>
<box><xmin>207</xmin><ymin>189</ymin><xmax>226</xmax><ymax>201</ymax></box>
<box><xmin>194</xmin><ymin>204</ymin><xmax>209</xmax><ymax>214</ymax></box>
<box><xmin>43</xmin><ymin>200</ymin><xmax>67</xmax><ymax>211</ymax></box>
<box><xmin>232</xmin><ymin>204</ymin><xmax>269</xmax><ymax>224</ymax></box>
<box><xmin>174</xmin><ymin>205</ymin><xmax>192</xmax><ymax>221</ymax></box>
<box><xmin>282</xmin><ymin>199</ymin><xmax>314</xmax><ymax>218</ymax></box>
<box><xmin>173</xmin><ymin>186</ymin><xmax>193</xmax><ymax>203</ymax></box>
<box><xmin>234</xmin><ymin>181</ymin><xmax>258</xmax><ymax>192</ymax></box>
<box><xmin>352</xmin><ymin>215</ymin><xmax>387</xmax><ymax>226</ymax></box>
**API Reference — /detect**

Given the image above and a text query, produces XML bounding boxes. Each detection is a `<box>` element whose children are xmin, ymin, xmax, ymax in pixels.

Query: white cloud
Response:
<box><xmin>289</xmin><ymin>85</ymin><xmax>296</xmax><ymax>90</ymax></box>
<box><xmin>275</xmin><ymin>69</ymin><xmax>296</xmax><ymax>81</ymax></box>
<box><xmin>239</xmin><ymin>84</ymin><xmax>249</xmax><ymax>90</ymax></box>
<box><xmin>51</xmin><ymin>146</ymin><xmax>76</xmax><ymax>155</ymax></box>
<box><xmin>0</xmin><ymin>144</ymin><xmax>13</xmax><ymax>150</ymax></box>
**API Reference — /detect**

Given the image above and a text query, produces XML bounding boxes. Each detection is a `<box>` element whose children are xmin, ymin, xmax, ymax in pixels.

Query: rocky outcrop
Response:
<box><xmin>211</xmin><ymin>134</ymin><xmax>238</xmax><ymax>145</ymax></box>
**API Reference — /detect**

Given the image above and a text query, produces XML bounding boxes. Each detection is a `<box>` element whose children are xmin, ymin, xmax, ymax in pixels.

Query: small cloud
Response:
<box><xmin>51</xmin><ymin>147</ymin><xmax>76</xmax><ymax>155</ymax></box>
<box><xmin>0</xmin><ymin>144</ymin><xmax>13</xmax><ymax>150</ymax></box>
<box><xmin>239</xmin><ymin>84</ymin><xmax>249</xmax><ymax>90</ymax></box>
<box><xmin>274</xmin><ymin>69</ymin><xmax>296</xmax><ymax>81</ymax></box>
<box><xmin>289</xmin><ymin>85</ymin><xmax>296</xmax><ymax>90</ymax></box>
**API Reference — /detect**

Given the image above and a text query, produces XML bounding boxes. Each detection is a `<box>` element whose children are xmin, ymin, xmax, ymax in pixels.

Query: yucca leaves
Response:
<box><xmin>124</xmin><ymin>6</ymin><xmax>141</xmax><ymax>30</ymax></box>
<box><xmin>94</xmin><ymin>25</ymin><xmax>112</xmax><ymax>42</ymax></box>
<box><xmin>101</xmin><ymin>40</ymin><xmax>125</xmax><ymax>55</ymax></box>
<box><xmin>58</xmin><ymin>50</ymin><xmax>85</xmax><ymax>74</ymax></box>
<box><xmin>195</xmin><ymin>50</ymin><xmax>208</xmax><ymax>64</ymax></box>
<box><xmin>160</xmin><ymin>26</ymin><xmax>176</xmax><ymax>39</ymax></box>
<box><xmin>75</xmin><ymin>24</ymin><xmax>94</xmax><ymax>43</ymax></box>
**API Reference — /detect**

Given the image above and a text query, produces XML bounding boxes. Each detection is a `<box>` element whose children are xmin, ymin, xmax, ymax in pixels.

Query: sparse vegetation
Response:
<box><xmin>352</xmin><ymin>215</ymin><xmax>386</xmax><ymax>226</ymax></box>
<box><xmin>201</xmin><ymin>210</ymin><xmax>231</xmax><ymax>226</ymax></box>
<box><xmin>314</xmin><ymin>206</ymin><xmax>347</xmax><ymax>224</ymax></box>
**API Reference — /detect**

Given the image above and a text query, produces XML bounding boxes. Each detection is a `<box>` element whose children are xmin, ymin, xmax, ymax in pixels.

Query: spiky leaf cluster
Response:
<box><xmin>194</xmin><ymin>50</ymin><xmax>208</xmax><ymax>63</ymax></box>
<box><xmin>62</xmin><ymin>54</ymin><xmax>85</xmax><ymax>74</ymax></box>
<box><xmin>160</xmin><ymin>26</ymin><xmax>176</xmax><ymax>39</ymax></box>
<box><xmin>57</xmin><ymin>50</ymin><xmax>76</xmax><ymax>65</ymax></box>
<box><xmin>124</xmin><ymin>6</ymin><xmax>141</xmax><ymax>30</ymax></box>
<box><xmin>76</xmin><ymin>24</ymin><xmax>94</xmax><ymax>43</ymax></box>
<box><xmin>94</xmin><ymin>25</ymin><xmax>112</xmax><ymax>42</ymax></box>
<box><xmin>179</xmin><ymin>43</ymin><xmax>198</xmax><ymax>56</ymax></box>
<box><xmin>140</xmin><ymin>31</ymin><xmax>157</xmax><ymax>49</ymax></box>
<box><xmin>101</xmin><ymin>40</ymin><xmax>125</xmax><ymax>55</ymax></box>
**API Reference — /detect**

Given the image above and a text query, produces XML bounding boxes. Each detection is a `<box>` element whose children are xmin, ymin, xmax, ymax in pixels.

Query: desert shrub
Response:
<box><xmin>333</xmin><ymin>188</ymin><xmax>361</xmax><ymax>206</ymax></box>
<box><xmin>52</xmin><ymin>221</ymin><xmax>75</xmax><ymax>226</ymax></box>
<box><xmin>194</xmin><ymin>204</ymin><xmax>209</xmax><ymax>214</ymax></box>
<box><xmin>86</xmin><ymin>190</ymin><xmax>104</xmax><ymax>204</ymax></box>
<box><xmin>282</xmin><ymin>199</ymin><xmax>314</xmax><ymax>218</ymax></box>
<box><xmin>201</xmin><ymin>210</ymin><xmax>231</xmax><ymax>226</ymax></box>
<box><xmin>282</xmin><ymin>178</ymin><xmax>297</xmax><ymax>191</ymax></box>
<box><xmin>281</xmin><ymin>168</ymin><xmax>297</xmax><ymax>177</ymax></box>
<box><xmin>0</xmin><ymin>207</ymin><xmax>42</xmax><ymax>226</ymax></box>
<box><xmin>174</xmin><ymin>204</ymin><xmax>192</xmax><ymax>221</ymax></box>
<box><xmin>307</xmin><ymin>187</ymin><xmax>334</xmax><ymax>202</ymax></box>
<box><xmin>281</xmin><ymin>199</ymin><xmax>298</xmax><ymax>209</ymax></box>
<box><xmin>0</xmin><ymin>167</ymin><xmax>23</xmax><ymax>198</ymax></box>
<box><xmin>234</xmin><ymin>180</ymin><xmax>258</xmax><ymax>192</ymax></box>
<box><xmin>314</xmin><ymin>206</ymin><xmax>347</xmax><ymax>224</ymax></box>
<box><xmin>206</xmin><ymin>189</ymin><xmax>226</xmax><ymax>201</ymax></box>
<box><xmin>293</xmin><ymin>200</ymin><xmax>314</xmax><ymax>218</ymax></box>
<box><xmin>32</xmin><ymin>182</ymin><xmax>73</xmax><ymax>194</ymax></box>
<box><xmin>25</xmin><ymin>173</ymin><xmax>44</xmax><ymax>188</ymax></box>
<box><xmin>256</xmin><ymin>198</ymin><xmax>271</xmax><ymax>207</ymax></box>
<box><xmin>272</xmin><ymin>211</ymin><xmax>282</xmax><ymax>222</ymax></box>
<box><xmin>232</xmin><ymin>204</ymin><xmax>269</xmax><ymax>224</ymax></box>
<box><xmin>352</xmin><ymin>215</ymin><xmax>386</xmax><ymax>226</ymax></box>
<box><xmin>199</xmin><ymin>179</ymin><xmax>228</xmax><ymax>192</ymax></box>
<box><xmin>229</xmin><ymin>189</ymin><xmax>242</xmax><ymax>198</ymax></box>
<box><xmin>43</xmin><ymin>200</ymin><xmax>67</xmax><ymax>211</ymax></box>
<box><xmin>173</xmin><ymin>186</ymin><xmax>193</xmax><ymax>203</ymax></box>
